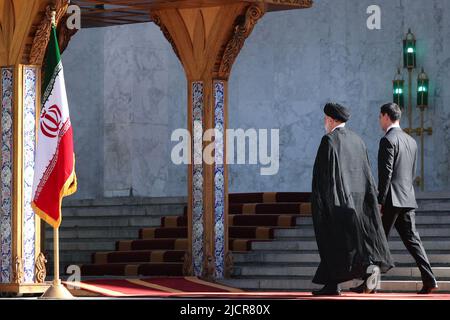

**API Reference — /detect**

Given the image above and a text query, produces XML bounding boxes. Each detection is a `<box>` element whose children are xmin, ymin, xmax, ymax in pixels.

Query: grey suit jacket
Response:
<box><xmin>378</xmin><ymin>127</ymin><xmax>418</xmax><ymax>208</ymax></box>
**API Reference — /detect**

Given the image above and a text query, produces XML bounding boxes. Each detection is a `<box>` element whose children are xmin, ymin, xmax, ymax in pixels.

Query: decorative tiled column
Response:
<box><xmin>189</xmin><ymin>80</ymin><xmax>227</xmax><ymax>278</ymax></box>
<box><xmin>191</xmin><ymin>81</ymin><xmax>204</xmax><ymax>276</ymax></box>
<box><xmin>150</xmin><ymin>1</ymin><xmax>314</xmax><ymax>279</ymax></box>
<box><xmin>22</xmin><ymin>66</ymin><xmax>39</xmax><ymax>283</ymax></box>
<box><xmin>0</xmin><ymin>0</ymin><xmax>78</xmax><ymax>295</ymax></box>
<box><xmin>1</xmin><ymin>67</ymin><xmax>14</xmax><ymax>283</ymax></box>
<box><xmin>213</xmin><ymin>81</ymin><xmax>226</xmax><ymax>278</ymax></box>
<box><xmin>0</xmin><ymin>65</ymin><xmax>42</xmax><ymax>288</ymax></box>
<box><xmin>151</xmin><ymin>3</ymin><xmax>268</xmax><ymax>280</ymax></box>
<box><xmin>188</xmin><ymin>79</ymin><xmax>229</xmax><ymax>279</ymax></box>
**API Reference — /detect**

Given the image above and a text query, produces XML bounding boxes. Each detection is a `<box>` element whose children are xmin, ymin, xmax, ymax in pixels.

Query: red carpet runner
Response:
<box><xmin>65</xmin><ymin>277</ymin><xmax>242</xmax><ymax>297</ymax></box>
<box><xmin>65</xmin><ymin>277</ymin><xmax>450</xmax><ymax>300</ymax></box>
<box><xmin>80</xmin><ymin>192</ymin><xmax>312</xmax><ymax>277</ymax></box>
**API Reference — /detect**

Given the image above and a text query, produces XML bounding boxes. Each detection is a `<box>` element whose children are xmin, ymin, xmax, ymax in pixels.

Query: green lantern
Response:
<box><xmin>417</xmin><ymin>68</ymin><xmax>429</xmax><ymax>107</ymax></box>
<box><xmin>393</xmin><ymin>69</ymin><xmax>404</xmax><ymax>109</ymax></box>
<box><xmin>403</xmin><ymin>29</ymin><xmax>416</xmax><ymax>69</ymax></box>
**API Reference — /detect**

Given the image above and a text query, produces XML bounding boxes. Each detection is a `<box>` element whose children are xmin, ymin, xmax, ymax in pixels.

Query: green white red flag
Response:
<box><xmin>32</xmin><ymin>24</ymin><xmax>77</xmax><ymax>228</ymax></box>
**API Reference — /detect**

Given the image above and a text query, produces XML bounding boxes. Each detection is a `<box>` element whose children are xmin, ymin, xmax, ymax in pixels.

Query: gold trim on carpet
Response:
<box><xmin>256</xmin><ymin>227</ymin><xmax>271</xmax><ymax>239</ymax></box>
<box><xmin>185</xmin><ymin>277</ymin><xmax>243</xmax><ymax>292</ymax></box>
<box><xmin>231</xmin><ymin>239</ymin><xmax>249</xmax><ymax>251</ymax></box>
<box><xmin>175</xmin><ymin>239</ymin><xmax>188</xmax><ymax>250</ymax></box>
<box><xmin>164</xmin><ymin>216</ymin><xmax>179</xmax><ymax>227</ymax></box>
<box><xmin>242</xmin><ymin>204</ymin><xmax>256</xmax><ymax>214</ymax></box>
<box><xmin>228</xmin><ymin>215</ymin><xmax>234</xmax><ymax>226</ymax></box>
<box><xmin>300</xmin><ymin>202</ymin><xmax>312</xmax><ymax>215</ymax></box>
<box><xmin>69</xmin><ymin>288</ymin><xmax>102</xmax><ymax>297</ymax></box>
<box><xmin>151</xmin><ymin>250</ymin><xmax>165</xmax><ymax>262</ymax></box>
<box><xmin>141</xmin><ymin>228</ymin><xmax>155</xmax><ymax>239</ymax></box>
<box><xmin>67</xmin><ymin>282</ymin><xmax>127</xmax><ymax>297</ymax></box>
<box><xmin>125</xmin><ymin>265</ymin><xmax>139</xmax><ymax>276</ymax></box>
<box><xmin>118</xmin><ymin>241</ymin><xmax>133</xmax><ymax>251</ymax></box>
<box><xmin>263</xmin><ymin>192</ymin><xmax>277</xmax><ymax>203</ymax></box>
<box><xmin>94</xmin><ymin>252</ymin><xmax>109</xmax><ymax>264</ymax></box>
<box><xmin>278</xmin><ymin>215</ymin><xmax>293</xmax><ymax>227</ymax></box>
<box><xmin>126</xmin><ymin>279</ymin><xmax>184</xmax><ymax>293</ymax></box>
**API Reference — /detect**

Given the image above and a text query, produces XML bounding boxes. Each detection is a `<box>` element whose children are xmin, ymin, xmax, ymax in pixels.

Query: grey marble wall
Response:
<box><xmin>63</xmin><ymin>28</ymin><xmax>104</xmax><ymax>199</ymax></box>
<box><xmin>63</xmin><ymin>0</ymin><xmax>450</xmax><ymax>198</ymax></box>
<box><xmin>229</xmin><ymin>0</ymin><xmax>450</xmax><ymax>193</ymax></box>
<box><xmin>102</xmin><ymin>24</ymin><xmax>187</xmax><ymax>198</ymax></box>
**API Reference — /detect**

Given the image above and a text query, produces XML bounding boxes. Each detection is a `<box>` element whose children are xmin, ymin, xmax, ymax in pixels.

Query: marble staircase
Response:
<box><xmin>219</xmin><ymin>193</ymin><xmax>450</xmax><ymax>292</ymax></box>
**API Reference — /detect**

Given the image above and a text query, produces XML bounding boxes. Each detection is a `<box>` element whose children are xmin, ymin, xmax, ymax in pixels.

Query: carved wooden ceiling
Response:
<box><xmin>0</xmin><ymin>0</ymin><xmax>61</xmax><ymax>65</ymax></box>
<box><xmin>72</xmin><ymin>0</ymin><xmax>313</xmax><ymax>28</ymax></box>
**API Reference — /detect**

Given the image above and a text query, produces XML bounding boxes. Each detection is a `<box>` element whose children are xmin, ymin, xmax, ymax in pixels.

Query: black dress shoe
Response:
<box><xmin>312</xmin><ymin>284</ymin><xmax>341</xmax><ymax>296</ymax></box>
<box><xmin>349</xmin><ymin>282</ymin><xmax>377</xmax><ymax>294</ymax></box>
<box><xmin>418</xmin><ymin>283</ymin><xmax>438</xmax><ymax>294</ymax></box>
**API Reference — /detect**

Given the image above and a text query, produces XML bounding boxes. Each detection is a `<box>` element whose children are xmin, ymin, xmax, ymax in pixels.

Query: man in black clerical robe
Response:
<box><xmin>311</xmin><ymin>103</ymin><xmax>394</xmax><ymax>296</ymax></box>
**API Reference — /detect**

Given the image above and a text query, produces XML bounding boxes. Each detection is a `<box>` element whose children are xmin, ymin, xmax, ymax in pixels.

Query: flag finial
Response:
<box><xmin>51</xmin><ymin>11</ymin><xmax>56</xmax><ymax>27</ymax></box>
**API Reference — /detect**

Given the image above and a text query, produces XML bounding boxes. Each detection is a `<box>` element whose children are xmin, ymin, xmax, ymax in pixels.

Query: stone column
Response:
<box><xmin>0</xmin><ymin>65</ymin><xmax>44</xmax><ymax>290</ymax></box>
<box><xmin>151</xmin><ymin>3</ymin><xmax>265</xmax><ymax>279</ymax></box>
<box><xmin>0</xmin><ymin>0</ymin><xmax>69</xmax><ymax>295</ymax></box>
<box><xmin>188</xmin><ymin>78</ymin><xmax>228</xmax><ymax>278</ymax></box>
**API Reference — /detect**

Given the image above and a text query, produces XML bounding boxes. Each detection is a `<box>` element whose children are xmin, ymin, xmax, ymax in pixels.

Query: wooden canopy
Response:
<box><xmin>0</xmin><ymin>0</ymin><xmax>314</xmax><ymax>293</ymax></box>
<box><xmin>73</xmin><ymin>0</ymin><xmax>313</xmax><ymax>27</ymax></box>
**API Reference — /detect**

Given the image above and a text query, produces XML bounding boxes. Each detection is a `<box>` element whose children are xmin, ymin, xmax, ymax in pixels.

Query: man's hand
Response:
<box><xmin>378</xmin><ymin>204</ymin><xmax>384</xmax><ymax>216</ymax></box>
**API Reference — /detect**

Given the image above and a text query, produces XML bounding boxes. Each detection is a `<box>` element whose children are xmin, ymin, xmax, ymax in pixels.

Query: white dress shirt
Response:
<box><xmin>331</xmin><ymin>123</ymin><xmax>346</xmax><ymax>132</ymax></box>
<box><xmin>386</xmin><ymin>123</ymin><xmax>401</xmax><ymax>133</ymax></box>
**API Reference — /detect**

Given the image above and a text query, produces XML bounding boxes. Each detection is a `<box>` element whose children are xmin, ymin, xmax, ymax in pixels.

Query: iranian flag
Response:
<box><xmin>32</xmin><ymin>24</ymin><xmax>77</xmax><ymax>228</ymax></box>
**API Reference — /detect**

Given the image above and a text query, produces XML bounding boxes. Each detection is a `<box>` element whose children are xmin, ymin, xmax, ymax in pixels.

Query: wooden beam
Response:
<box><xmin>9</xmin><ymin>1</ymin><xmax>41</xmax><ymax>65</ymax></box>
<box><xmin>74</xmin><ymin>0</ymin><xmax>312</xmax><ymax>11</ymax></box>
<box><xmin>73</xmin><ymin>0</ymin><xmax>313</xmax><ymax>28</ymax></box>
<box><xmin>151</xmin><ymin>2</ymin><xmax>266</xmax><ymax>280</ymax></box>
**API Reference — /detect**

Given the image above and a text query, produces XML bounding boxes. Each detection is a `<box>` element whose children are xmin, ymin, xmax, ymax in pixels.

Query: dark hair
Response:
<box><xmin>380</xmin><ymin>103</ymin><xmax>402</xmax><ymax>122</ymax></box>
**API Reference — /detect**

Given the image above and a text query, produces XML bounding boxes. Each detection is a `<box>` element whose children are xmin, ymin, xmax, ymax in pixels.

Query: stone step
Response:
<box><xmin>296</xmin><ymin>216</ymin><xmax>450</xmax><ymax>226</ymax></box>
<box><xmin>385</xmin><ymin>267</ymin><xmax>450</xmax><ymax>279</ymax></box>
<box><xmin>47</xmin><ymin>240</ymin><xmax>116</xmax><ymax>252</ymax></box>
<box><xmin>47</xmin><ymin>224</ymin><xmax>450</xmax><ymax>241</ymax></box>
<box><xmin>47</xmin><ymin>216</ymin><xmax>164</xmax><ymax>228</ymax></box>
<box><xmin>45</xmin><ymin>227</ymin><xmax>140</xmax><ymax>240</ymax></box>
<box><xmin>218</xmin><ymin>278</ymin><xmax>450</xmax><ymax>292</ymax></box>
<box><xmin>274</xmin><ymin>227</ymin><xmax>450</xmax><ymax>238</ymax></box>
<box><xmin>232</xmin><ymin>252</ymin><xmax>450</xmax><ymax>265</ymax></box>
<box><xmin>61</xmin><ymin>206</ymin><xmax>185</xmax><ymax>218</ymax></box>
<box><xmin>47</xmin><ymin>252</ymin><xmax>93</xmax><ymax>266</ymax></box>
<box><xmin>232</xmin><ymin>265</ymin><xmax>450</xmax><ymax>280</ymax></box>
<box><xmin>63</xmin><ymin>196</ymin><xmax>186</xmax><ymax>209</ymax></box>
<box><xmin>250</xmin><ymin>240</ymin><xmax>450</xmax><ymax>251</ymax></box>
<box><xmin>416</xmin><ymin>192</ymin><xmax>450</xmax><ymax>200</ymax></box>
<box><xmin>380</xmin><ymin>280</ymin><xmax>450</xmax><ymax>292</ymax></box>
<box><xmin>416</xmin><ymin>199</ymin><xmax>450</xmax><ymax>211</ymax></box>
<box><xmin>415</xmin><ymin>210</ymin><xmax>450</xmax><ymax>215</ymax></box>
<box><xmin>218</xmin><ymin>278</ymin><xmax>353</xmax><ymax>291</ymax></box>
<box><xmin>80</xmin><ymin>262</ymin><xmax>184</xmax><ymax>277</ymax></box>
<box><xmin>234</xmin><ymin>265</ymin><xmax>315</xmax><ymax>277</ymax></box>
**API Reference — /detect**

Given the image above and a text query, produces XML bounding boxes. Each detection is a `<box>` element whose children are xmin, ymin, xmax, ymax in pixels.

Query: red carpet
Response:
<box><xmin>65</xmin><ymin>277</ymin><xmax>450</xmax><ymax>300</ymax></box>
<box><xmin>65</xmin><ymin>277</ymin><xmax>242</xmax><ymax>297</ymax></box>
<box><xmin>81</xmin><ymin>192</ymin><xmax>312</xmax><ymax>276</ymax></box>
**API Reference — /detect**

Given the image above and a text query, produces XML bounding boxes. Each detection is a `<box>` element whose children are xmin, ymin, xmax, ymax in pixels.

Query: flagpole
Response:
<box><xmin>39</xmin><ymin>11</ymin><xmax>74</xmax><ymax>299</ymax></box>
<box><xmin>54</xmin><ymin>227</ymin><xmax>60</xmax><ymax>284</ymax></box>
<box><xmin>40</xmin><ymin>226</ymin><xmax>74</xmax><ymax>299</ymax></box>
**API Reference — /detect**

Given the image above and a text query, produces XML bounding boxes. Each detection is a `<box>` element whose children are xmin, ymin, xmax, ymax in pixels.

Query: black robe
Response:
<box><xmin>311</xmin><ymin>127</ymin><xmax>394</xmax><ymax>285</ymax></box>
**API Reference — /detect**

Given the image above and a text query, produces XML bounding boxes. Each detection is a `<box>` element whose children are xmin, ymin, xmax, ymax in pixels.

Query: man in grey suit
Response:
<box><xmin>378</xmin><ymin>103</ymin><xmax>438</xmax><ymax>294</ymax></box>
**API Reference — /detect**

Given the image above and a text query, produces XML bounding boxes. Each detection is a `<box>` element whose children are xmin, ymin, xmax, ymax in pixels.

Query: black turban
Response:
<box><xmin>324</xmin><ymin>103</ymin><xmax>350</xmax><ymax>122</ymax></box>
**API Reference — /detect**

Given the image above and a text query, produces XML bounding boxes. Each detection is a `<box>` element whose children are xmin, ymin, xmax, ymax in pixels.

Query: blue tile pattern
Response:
<box><xmin>192</xmin><ymin>82</ymin><xmax>204</xmax><ymax>276</ymax></box>
<box><xmin>213</xmin><ymin>81</ymin><xmax>225</xmax><ymax>278</ymax></box>
<box><xmin>1</xmin><ymin>68</ymin><xmax>13</xmax><ymax>283</ymax></box>
<box><xmin>22</xmin><ymin>66</ymin><xmax>37</xmax><ymax>283</ymax></box>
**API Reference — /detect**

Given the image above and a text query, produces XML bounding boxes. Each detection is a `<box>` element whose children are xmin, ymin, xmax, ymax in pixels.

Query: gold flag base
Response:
<box><xmin>40</xmin><ymin>279</ymin><xmax>74</xmax><ymax>299</ymax></box>
<box><xmin>39</xmin><ymin>227</ymin><xmax>74</xmax><ymax>299</ymax></box>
